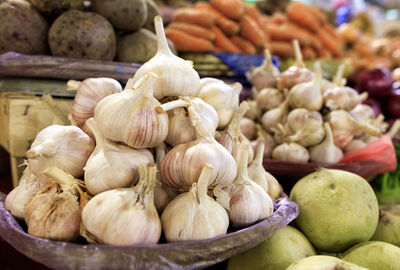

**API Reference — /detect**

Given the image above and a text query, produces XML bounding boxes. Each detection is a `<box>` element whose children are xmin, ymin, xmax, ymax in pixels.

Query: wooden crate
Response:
<box><xmin>0</xmin><ymin>78</ymin><xmax>73</xmax><ymax>187</ymax></box>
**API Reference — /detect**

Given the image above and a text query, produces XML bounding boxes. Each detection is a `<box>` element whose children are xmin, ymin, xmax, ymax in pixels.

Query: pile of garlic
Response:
<box><xmin>244</xmin><ymin>40</ymin><xmax>386</xmax><ymax>164</ymax></box>
<box><xmin>5</xmin><ymin>16</ymin><xmax>280</xmax><ymax>246</ymax></box>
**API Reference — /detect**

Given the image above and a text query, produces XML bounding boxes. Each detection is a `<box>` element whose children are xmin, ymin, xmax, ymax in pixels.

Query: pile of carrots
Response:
<box><xmin>165</xmin><ymin>0</ymin><xmax>344</xmax><ymax>60</ymax></box>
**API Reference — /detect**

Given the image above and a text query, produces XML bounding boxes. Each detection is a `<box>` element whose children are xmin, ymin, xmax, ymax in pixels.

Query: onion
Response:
<box><xmin>362</xmin><ymin>97</ymin><xmax>381</xmax><ymax>117</ymax></box>
<box><xmin>387</xmin><ymin>90</ymin><xmax>400</xmax><ymax>118</ymax></box>
<box><xmin>356</xmin><ymin>68</ymin><xmax>393</xmax><ymax>98</ymax></box>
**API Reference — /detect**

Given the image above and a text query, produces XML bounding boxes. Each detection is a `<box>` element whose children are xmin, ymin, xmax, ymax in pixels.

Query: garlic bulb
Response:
<box><xmin>244</xmin><ymin>99</ymin><xmax>262</xmax><ymax>120</ymax></box>
<box><xmin>251</xmin><ymin>124</ymin><xmax>276</xmax><ymax>159</ymax></box>
<box><xmin>27</xmin><ymin>125</ymin><xmax>95</xmax><ymax>184</ymax></box>
<box><xmin>161</xmin><ymin>164</ymin><xmax>229</xmax><ymax>242</ymax></box>
<box><xmin>160</xmin><ymin>99</ymin><xmax>237</xmax><ymax>190</ymax></box>
<box><xmin>277</xmin><ymin>40</ymin><xmax>314</xmax><ymax>90</ymax></box>
<box><xmin>327</xmin><ymin>110</ymin><xmax>379</xmax><ymax>148</ymax></box>
<box><xmin>94</xmin><ymin>72</ymin><xmax>169</xmax><ymax>149</ymax></box>
<box><xmin>350</xmin><ymin>104</ymin><xmax>376</xmax><ymax>123</ymax></box>
<box><xmin>5</xmin><ymin>167</ymin><xmax>43</xmax><ymax>219</ymax></box>
<box><xmin>197</xmin><ymin>77</ymin><xmax>242</xmax><ymax>129</ymax></box>
<box><xmin>344</xmin><ymin>139</ymin><xmax>367</xmax><ymax>154</ymax></box>
<box><xmin>163</xmin><ymin>97</ymin><xmax>218</xmax><ymax>147</ymax></box>
<box><xmin>310</xmin><ymin>123</ymin><xmax>343</xmax><ymax>163</ymax></box>
<box><xmin>240</xmin><ymin>117</ymin><xmax>257</xmax><ymax>140</ymax></box>
<box><xmin>83</xmin><ymin>118</ymin><xmax>154</xmax><ymax>195</ymax></box>
<box><xmin>228</xmin><ymin>142</ymin><xmax>274</xmax><ymax>227</ymax></box>
<box><xmin>256</xmin><ymin>87</ymin><xmax>284</xmax><ymax>111</ymax></box>
<box><xmin>81</xmin><ymin>164</ymin><xmax>161</xmax><ymax>245</ymax></box>
<box><xmin>261</xmin><ymin>96</ymin><xmax>290</xmax><ymax>133</ymax></box>
<box><xmin>246</xmin><ymin>49</ymin><xmax>280</xmax><ymax>91</ymax></box>
<box><xmin>272</xmin><ymin>143</ymin><xmax>310</xmax><ymax>162</ymax></box>
<box><xmin>323</xmin><ymin>65</ymin><xmax>367</xmax><ymax>111</ymax></box>
<box><xmin>286</xmin><ymin>108</ymin><xmax>325</xmax><ymax>147</ymax></box>
<box><xmin>130</xmin><ymin>16</ymin><xmax>200</xmax><ymax>100</ymax></box>
<box><xmin>248</xmin><ymin>143</ymin><xmax>281</xmax><ymax>199</ymax></box>
<box><xmin>217</xmin><ymin>101</ymin><xmax>254</xmax><ymax>164</ymax></box>
<box><xmin>24</xmin><ymin>167</ymin><xmax>82</xmax><ymax>241</ymax></box>
<box><xmin>288</xmin><ymin>62</ymin><xmax>323</xmax><ymax>111</ymax></box>
<box><xmin>69</xmin><ymin>78</ymin><xmax>122</xmax><ymax>126</ymax></box>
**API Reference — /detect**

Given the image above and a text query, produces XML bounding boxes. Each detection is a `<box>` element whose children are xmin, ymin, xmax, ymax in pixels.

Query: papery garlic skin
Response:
<box><xmin>272</xmin><ymin>143</ymin><xmax>310</xmax><ymax>163</ymax></box>
<box><xmin>70</xmin><ymin>78</ymin><xmax>122</xmax><ymax>126</ymax></box>
<box><xmin>27</xmin><ymin>125</ymin><xmax>95</xmax><ymax>184</ymax></box>
<box><xmin>161</xmin><ymin>101</ymin><xmax>237</xmax><ymax>190</ymax></box>
<box><xmin>261</xmin><ymin>96</ymin><xmax>290</xmax><ymax>133</ymax></box>
<box><xmin>5</xmin><ymin>167</ymin><xmax>43</xmax><ymax>219</ymax></box>
<box><xmin>197</xmin><ymin>77</ymin><xmax>242</xmax><ymax>129</ymax></box>
<box><xmin>229</xmin><ymin>142</ymin><xmax>274</xmax><ymax>227</ymax></box>
<box><xmin>244</xmin><ymin>99</ymin><xmax>262</xmax><ymax>121</ymax></box>
<box><xmin>161</xmin><ymin>165</ymin><xmax>229</xmax><ymax>242</ymax></box>
<box><xmin>344</xmin><ymin>139</ymin><xmax>367</xmax><ymax>154</ymax></box>
<box><xmin>81</xmin><ymin>164</ymin><xmax>161</xmax><ymax>246</ymax></box>
<box><xmin>94</xmin><ymin>72</ymin><xmax>168</xmax><ymax>149</ymax></box>
<box><xmin>323</xmin><ymin>86</ymin><xmax>367</xmax><ymax>111</ymax></box>
<box><xmin>131</xmin><ymin>16</ymin><xmax>200</xmax><ymax>100</ymax></box>
<box><xmin>240</xmin><ymin>117</ymin><xmax>257</xmax><ymax>140</ymax></box>
<box><xmin>251</xmin><ymin>125</ymin><xmax>276</xmax><ymax>159</ymax></box>
<box><xmin>246</xmin><ymin>50</ymin><xmax>280</xmax><ymax>91</ymax></box>
<box><xmin>350</xmin><ymin>104</ymin><xmax>376</xmax><ymax>123</ymax></box>
<box><xmin>256</xmin><ymin>87</ymin><xmax>284</xmax><ymax>111</ymax></box>
<box><xmin>310</xmin><ymin>123</ymin><xmax>343</xmax><ymax>164</ymax></box>
<box><xmin>288</xmin><ymin>69</ymin><xmax>323</xmax><ymax>111</ymax></box>
<box><xmin>84</xmin><ymin>118</ymin><xmax>154</xmax><ymax>195</ymax></box>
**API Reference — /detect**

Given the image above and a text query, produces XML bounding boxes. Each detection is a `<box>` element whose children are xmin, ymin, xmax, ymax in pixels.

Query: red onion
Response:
<box><xmin>387</xmin><ymin>90</ymin><xmax>400</xmax><ymax>118</ymax></box>
<box><xmin>362</xmin><ymin>97</ymin><xmax>382</xmax><ymax>116</ymax></box>
<box><xmin>356</xmin><ymin>68</ymin><xmax>393</xmax><ymax>98</ymax></box>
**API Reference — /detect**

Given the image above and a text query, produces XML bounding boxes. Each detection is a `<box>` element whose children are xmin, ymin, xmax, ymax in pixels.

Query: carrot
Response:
<box><xmin>211</xmin><ymin>26</ymin><xmax>241</xmax><ymax>53</ymax></box>
<box><xmin>231</xmin><ymin>36</ymin><xmax>256</xmax><ymax>54</ymax></box>
<box><xmin>194</xmin><ymin>2</ymin><xmax>240</xmax><ymax>36</ymax></box>
<box><xmin>244</xmin><ymin>4</ymin><xmax>261</xmax><ymax>26</ymax></box>
<box><xmin>239</xmin><ymin>15</ymin><xmax>266</xmax><ymax>47</ymax></box>
<box><xmin>302</xmin><ymin>47</ymin><xmax>317</xmax><ymax>59</ymax></box>
<box><xmin>168</xmin><ymin>22</ymin><xmax>215</xmax><ymax>41</ymax></box>
<box><xmin>268</xmin><ymin>41</ymin><xmax>294</xmax><ymax>58</ymax></box>
<box><xmin>308</xmin><ymin>6</ymin><xmax>327</xmax><ymax>25</ymax></box>
<box><xmin>210</xmin><ymin>0</ymin><xmax>245</xmax><ymax>20</ymax></box>
<box><xmin>173</xmin><ymin>8</ymin><xmax>216</xmax><ymax>28</ymax></box>
<box><xmin>316</xmin><ymin>30</ymin><xmax>341</xmax><ymax>54</ymax></box>
<box><xmin>165</xmin><ymin>28</ymin><xmax>214</xmax><ymax>52</ymax></box>
<box><xmin>286</xmin><ymin>2</ymin><xmax>321</xmax><ymax>32</ymax></box>
<box><xmin>260</xmin><ymin>15</ymin><xmax>273</xmax><ymax>25</ymax></box>
<box><xmin>316</xmin><ymin>48</ymin><xmax>332</xmax><ymax>59</ymax></box>
<box><xmin>271</xmin><ymin>12</ymin><xmax>287</xmax><ymax>25</ymax></box>
<box><xmin>265</xmin><ymin>23</ymin><xmax>311</xmax><ymax>47</ymax></box>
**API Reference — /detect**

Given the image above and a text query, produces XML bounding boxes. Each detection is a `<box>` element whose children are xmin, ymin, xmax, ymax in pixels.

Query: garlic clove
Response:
<box><xmin>130</xmin><ymin>16</ymin><xmax>200</xmax><ymax>100</ymax></box>
<box><xmin>70</xmin><ymin>78</ymin><xmax>122</xmax><ymax>126</ymax></box>
<box><xmin>256</xmin><ymin>87</ymin><xmax>284</xmax><ymax>111</ymax></box>
<box><xmin>5</xmin><ymin>167</ymin><xmax>43</xmax><ymax>219</ymax></box>
<box><xmin>83</xmin><ymin>118</ymin><xmax>154</xmax><ymax>195</ymax></box>
<box><xmin>197</xmin><ymin>78</ymin><xmax>242</xmax><ymax>129</ymax></box>
<box><xmin>310</xmin><ymin>123</ymin><xmax>344</xmax><ymax>164</ymax></box>
<box><xmin>246</xmin><ymin>49</ymin><xmax>280</xmax><ymax>91</ymax></box>
<box><xmin>81</xmin><ymin>164</ymin><xmax>161</xmax><ymax>246</ymax></box>
<box><xmin>26</xmin><ymin>125</ymin><xmax>95</xmax><ymax>185</ymax></box>
<box><xmin>272</xmin><ymin>142</ymin><xmax>310</xmax><ymax>163</ymax></box>
<box><xmin>94</xmin><ymin>72</ymin><xmax>169</xmax><ymax>149</ymax></box>
<box><xmin>161</xmin><ymin>164</ymin><xmax>229</xmax><ymax>242</ymax></box>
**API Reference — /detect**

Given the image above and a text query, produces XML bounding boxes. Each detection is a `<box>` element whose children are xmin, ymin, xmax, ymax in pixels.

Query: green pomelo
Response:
<box><xmin>343</xmin><ymin>241</ymin><xmax>400</xmax><ymax>270</ymax></box>
<box><xmin>227</xmin><ymin>226</ymin><xmax>316</xmax><ymax>270</ymax></box>
<box><xmin>371</xmin><ymin>204</ymin><xmax>400</xmax><ymax>247</ymax></box>
<box><xmin>286</xmin><ymin>255</ymin><xmax>368</xmax><ymax>270</ymax></box>
<box><xmin>290</xmin><ymin>168</ymin><xmax>379</xmax><ymax>252</ymax></box>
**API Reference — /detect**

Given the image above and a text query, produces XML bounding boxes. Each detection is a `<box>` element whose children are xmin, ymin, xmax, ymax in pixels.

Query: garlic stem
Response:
<box><xmin>387</xmin><ymin>119</ymin><xmax>400</xmax><ymax>139</ymax></box>
<box><xmin>143</xmin><ymin>165</ymin><xmax>157</xmax><ymax>206</ymax></box>
<box><xmin>67</xmin><ymin>80</ymin><xmax>81</xmax><ymax>91</ymax></box>
<box><xmin>160</xmin><ymin>99</ymin><xmax>188</xmax><ymax>112</ymax></box>
<box><xmin>227</xmin><ymin>101</ymin><xmax>249</xmax><ymax>139</ymax></box>
<box><xmin>26</xmin><ymin>143</ymin><xmax>57</xmax><ymax>158</ymax></box>
<box><xmin>43</xmin><ymin>167</ymin><xmax>76</xmax><ymax>191</ymax></box>
<box><xmin>333</xmin><ymin>64</ymin><xmax>345</xmax><ymax>86</ymax></box>
<box><xmin>253</xmin><ymin>143</ymin><xmax>265</xmax><ymax>167</ymax></box>
<box><xmin>236</xmin><ymin>142</ymin><xmax>250</xmax><ymax>184</ymax></box>
<box><xmin>187</xmin><ymin>100</ymin><xmax>213</xmax><ymax>141</ymax></box>
<box><xmin>293</xmin><ymin>40</ymin><xmax>305</xmax><ymax>68</ymax></box>
<box><xmin>155</xmin><ymin>16</ymin><xmax>173</xmax><ymax>56</ymax></box>
<box><xmin>133</xmin><ymin>72</ymin><xmax>158</xmax><ymax>98</ymax></box>
<box><xmin>324</xmin><ymin>122</ymin><xmax>334</xmax><ymax>144</ymax></box>
<box><xmin>359</xmin><ymin>92</ymin><xmax>368</xmax><ymax>103</ymax></box>
<box><xmin>196</xmin><ymin>164</ymin><xmax>213</xmax><ymax>205</ymax></box>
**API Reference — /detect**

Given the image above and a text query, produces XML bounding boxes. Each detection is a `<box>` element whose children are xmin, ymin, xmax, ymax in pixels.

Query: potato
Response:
<box><xmin>48</xmin><ymin>10</ymin><xmax>116</xmax><ymax>60</ymax></box>
<box><xmin>0</xmin><ymin>0</ymin><xmax>49</xmax><ymax>54</ymax></box>
<box><xmin>117</xmin><ymin>29</ymin><xmax>157</xmax><ymax>63</ymax></box>
<box><xmin>143</xmin><ymin>0</ymin><xmax>161</xmax><ymax>33</ymax></box>
<box><xmin>91</xmin><ymin>0</ymin><xmax>148</xmax><ymax>32</ymax></box>
<box><xmin>30</xmin><ymin>0</ymin><xmax>84</xmax><ymax>16</ymax></box>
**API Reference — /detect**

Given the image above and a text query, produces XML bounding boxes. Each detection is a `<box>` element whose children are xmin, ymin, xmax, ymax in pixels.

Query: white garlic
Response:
<box><xmin>246</xmin><ymin>49</ymin><xmax>280</xmax><ymax>91</ymax></box>
<box><xmin>160</xmin><ymin>99</ymin><xmax>237</xmax><ymax>191</ymax></box>
<box><xmin>197</xmin><ymin>77</ymin><xmax>242</xmax><ymax>129</ymax></box>
<box><xmin>228</xmin><ymin>142</ymin><xmax>274</xmax><ymax>227</ymax></box>
<box><xmin>261</xmin><ymin>96</ymin><xmax>290</xmax><ymax>133</ymax></box>
<box><xmin>69</xmin><ymin>78</ymin><xmax>122</xmax><ymax>126</ymax></box>
<box><xmin>24</xmin><ymin>167</ymin><xmax>82</xmax><ymax>241</ymax></box>
<box><xmin>94</xmin><ymin>72</ymin><xmax>169</xmax><ymax>149</ymax></box>
<box><xmin>130</xmin><ymin>16</ymin><xmax>200</xmax><ymax>100</ymax></box>
<box><xmin>344</xmin><ymin>139</ymin><xmax>367</xmax><ymax>154</ymax></box>
<box><xmin>350</xmin><ymin>104</ymin><xmax>376</xmax><ymax>123</ymax></box>
<box><xmin>248</xmin><ymin>143</ymin><xmax>281</xmax><ymax>199</ymax></box>
<box><xmin>83</xmin><ymin>118</ymin><xmax>154</xmax><ymax>195</ymax></box>
<box><xmin>256</xmin><ymin>87</ymin><xmax>284</xmax><ymax>111</ymax></box>
<box><xmin>27</xmin><ymin>125</ymin><xmax>95</xmax><ymax>184</ymax></box>
<box><xmin>5</xmin><ymin>167</ymin><xmax>43</xmax><ymax>219</ymax></box>
<box><xmin>161</xmin><ymin>164</ymin><xmax>229</xmax><ymax>242</ymax></box>
<box><xmin>251</xmin><ymin>124</ymin><xmax>276</xmax><ymax>159</ymax></box>
<box><xmin>217</xmin><ymin>101</ymin><xmax>254</xmax><ymax>164</ymax></box>
<box><xmin>240</xmin><ymin>117</ymin><xmax>257</xmax><ymax>140</ymax></box>
<box><xmin>244</xmin><ymin>99</ymin><xmax>262</xmax><ymax>120</ymax></box>
<box><xmin>272</xmin><ymin>143</ymin><xmax>310</xmax><ymax>163</ymax></box>
<box><xmin>310</xmin><ymin>123</ymin><xmax>343</xmax><ymax>164</ymax></box>
<box><xmin>81</xmin><ymin>164</ymin><xmax>161</xmax><ymax>246</ymax></box>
